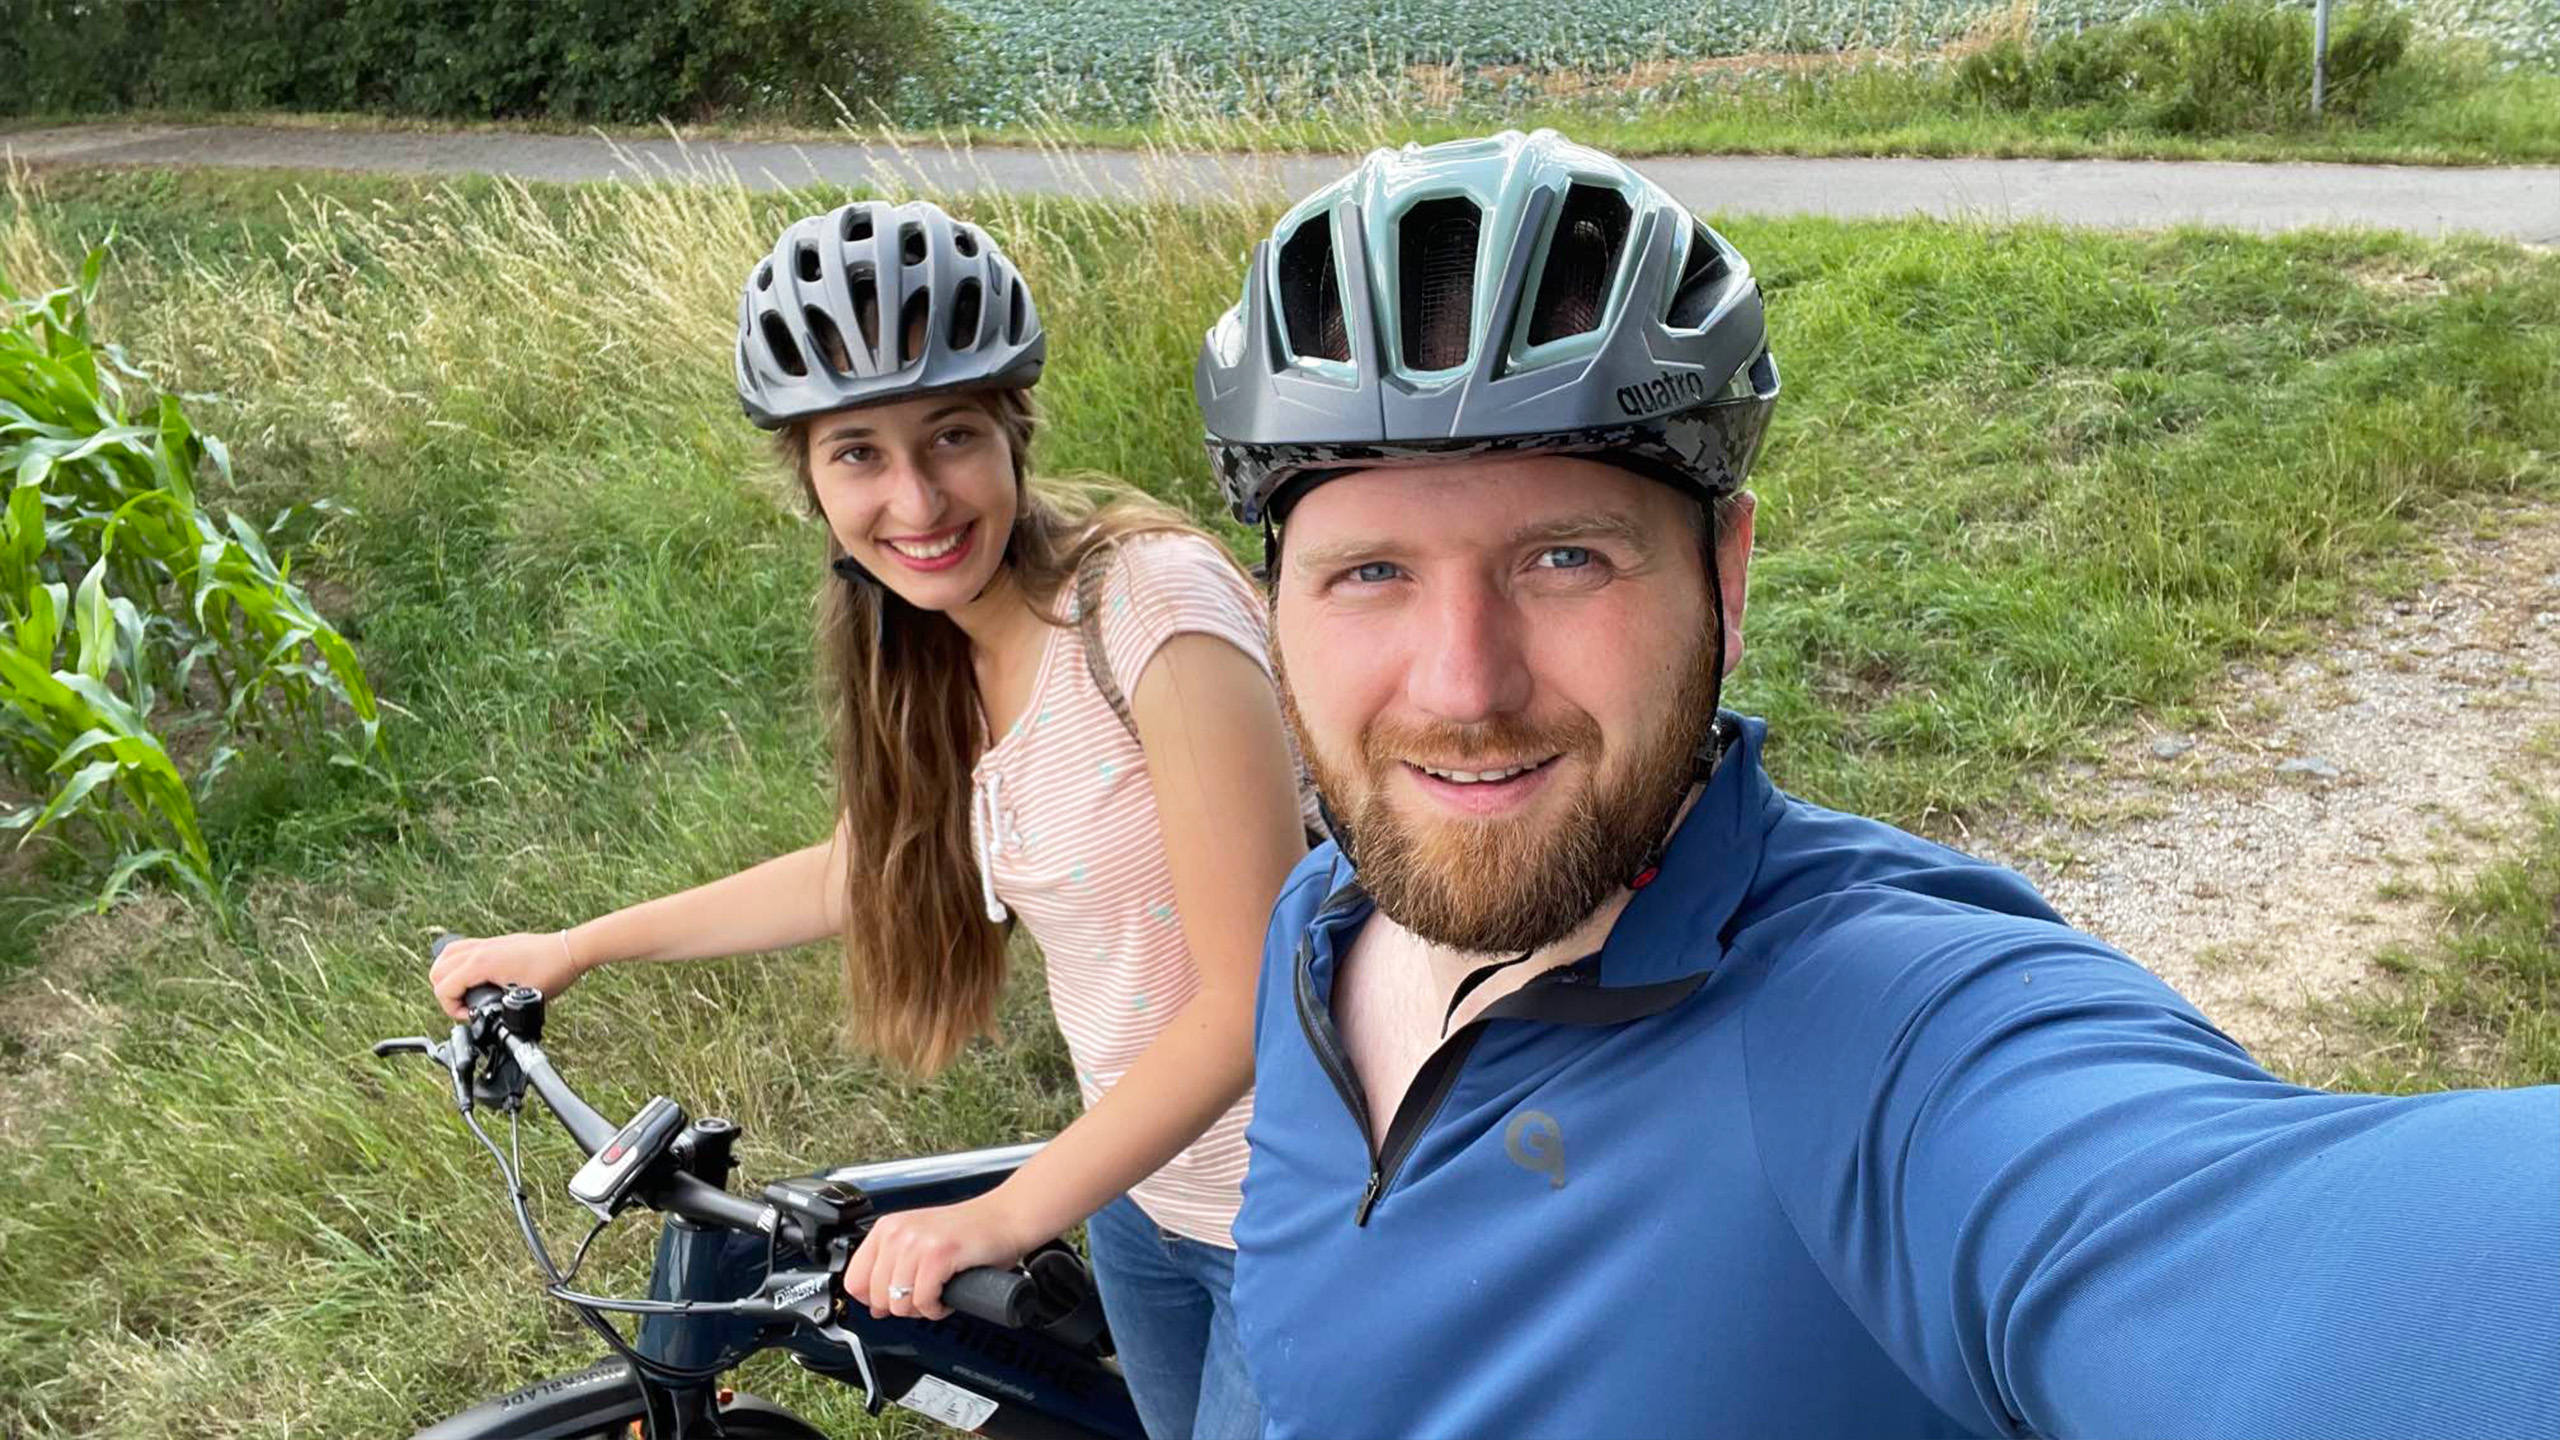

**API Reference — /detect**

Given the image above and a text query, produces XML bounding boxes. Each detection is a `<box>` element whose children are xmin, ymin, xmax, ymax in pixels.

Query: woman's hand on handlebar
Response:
<box><xmin>843</xmin><ymin>1192</ymin><xmax>1044</xmax><ymax>1322</ymax></box>
<box><xmin>429</xmin><ymin>930</ymin><xmax>591</xmax><ymax>1020</ymax></box>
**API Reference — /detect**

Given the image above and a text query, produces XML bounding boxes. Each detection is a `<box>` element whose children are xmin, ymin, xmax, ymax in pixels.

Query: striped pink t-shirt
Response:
<box><xmin>968</xmin><ymin>531</ymin><xmax>1301</xmax><ymax>1247</ymax></box>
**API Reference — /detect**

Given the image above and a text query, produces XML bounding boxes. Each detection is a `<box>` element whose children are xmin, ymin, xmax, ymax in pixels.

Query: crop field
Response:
<box><xmin>929</xmin><ymin>0</ymin><xmax>2560</xmax><ymax>125</ymax></box>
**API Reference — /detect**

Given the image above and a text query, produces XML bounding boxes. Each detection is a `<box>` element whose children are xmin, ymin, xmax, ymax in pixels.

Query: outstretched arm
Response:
<box><xmin>1744</xmin><ymin>907</ymin><xmax>2560</xmax><ymax>1439</ymax></box>
<box><xmin>428</xmin><ymin>818</ymin><xmax>852</xmax><ymax>1018</ymax></box>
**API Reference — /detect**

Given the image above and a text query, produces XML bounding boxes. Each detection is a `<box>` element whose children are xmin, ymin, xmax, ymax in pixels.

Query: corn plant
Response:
<box><xmin>1</xmin><ymin>243</ymin><xmax>386</xmax><ymax>905</ymax></box>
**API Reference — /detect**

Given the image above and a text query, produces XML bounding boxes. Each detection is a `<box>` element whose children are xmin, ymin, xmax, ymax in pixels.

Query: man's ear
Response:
<box><xmin>1716</xmin><ymin>491</ymin><xmax>1756</xmax><ymax>679</ymax></box>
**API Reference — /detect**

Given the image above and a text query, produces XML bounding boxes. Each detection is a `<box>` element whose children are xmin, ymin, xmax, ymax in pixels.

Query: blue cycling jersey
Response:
<box><xmin>1233</xmin><ymin>715</ymin><xmax>2560</xmax><ymax>1440</ymax></box>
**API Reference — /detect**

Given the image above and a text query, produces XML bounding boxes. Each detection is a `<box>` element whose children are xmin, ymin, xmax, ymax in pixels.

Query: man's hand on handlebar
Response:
<box><xmin>430</xmin><ymin>931</ymin><xmax>591</xmax><ymax>1020</ymax></box>
<box><xmin>844</xmin><ymin>1191</ymin><xmax>1044</xmax><ymax>1322</ymax></box>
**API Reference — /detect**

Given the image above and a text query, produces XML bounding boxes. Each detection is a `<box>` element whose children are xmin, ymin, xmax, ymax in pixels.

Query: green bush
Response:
<box><xmin>1</xmin><ymin>244</ymin><xmax>385</xmax><ymax>904</ymax></box>
<box><xmin>0</xmin><ymin>0</ymin><xmax>950</xmax><ymax>123</ymax></box>
<box><xmin>1958</xmin><ymin>0</ymin><xmax>2415</xmax><ymax>133</ymax></box>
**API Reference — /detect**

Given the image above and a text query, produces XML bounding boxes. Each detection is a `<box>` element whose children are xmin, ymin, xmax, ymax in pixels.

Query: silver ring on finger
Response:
<box><xmin>887</xmin><ymin>1284</ymin><xmax>914</xmax><ymax>1301</ymax></box>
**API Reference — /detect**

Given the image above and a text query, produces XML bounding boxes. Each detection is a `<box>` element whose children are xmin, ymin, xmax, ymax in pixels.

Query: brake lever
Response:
<box><xmin>811</xmin><ymin>1320</ymin><xmax>884</xmax><ymax>1416</ymax></box>
<box><xmin>771</xmin><ymin>1239</ymin><xmax>884</xmax><ymax>1414</ymax></box>
<box><xmin>446</xmin><ymin>1020</ymin><xmax>479</xmax><ymax>1112</ymax></box>
<box><xmin>369</xmin><ymin>1030</ymin><xmax>478</xmax><ymax>1114</ymax></box>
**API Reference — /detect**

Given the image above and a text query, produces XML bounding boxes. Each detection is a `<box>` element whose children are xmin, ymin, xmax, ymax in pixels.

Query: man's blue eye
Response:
<box><xmin>1352</xmin><ymin>561</ymin><xmax>1400</xmax><ymax>584</ymax></box>
<box><xmin>1540</xmin><ymin>546</ymin><xmax>1594</xmax><ymax>570</ymax></box>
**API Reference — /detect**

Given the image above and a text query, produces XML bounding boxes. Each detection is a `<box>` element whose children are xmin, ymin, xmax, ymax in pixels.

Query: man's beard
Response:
<box><xmin>1281</xmin><ymin>638</ymin><xmax>1722</xmax><ymax>955</ymax></box>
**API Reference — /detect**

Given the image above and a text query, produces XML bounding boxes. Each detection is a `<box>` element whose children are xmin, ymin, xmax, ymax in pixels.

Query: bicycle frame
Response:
<box><xmin>644</xmin><ymin>1146</ymin><xmax>1142</xmax><ymax>1440</ymax></box>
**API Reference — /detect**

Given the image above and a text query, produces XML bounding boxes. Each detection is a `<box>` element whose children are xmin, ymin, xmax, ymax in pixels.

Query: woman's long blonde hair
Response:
<box><xmin>779</xmin><ymin>386</ymin><xmax>1216</xmax><ymax>1074</ymax></box>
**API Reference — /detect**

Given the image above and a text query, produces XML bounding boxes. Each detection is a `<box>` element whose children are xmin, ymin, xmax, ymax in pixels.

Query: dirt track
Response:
<box><xmin>1971</xmin><ymin>511</ymin><xmax>2560</xmax><ymax>1076</ymax></box>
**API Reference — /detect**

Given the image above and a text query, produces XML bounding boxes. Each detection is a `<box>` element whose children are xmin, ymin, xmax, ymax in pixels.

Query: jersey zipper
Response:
<box><xmin>1292</xmin><ymin>939</ymin><xmax>1379</xmax><ymax>1219</ymax></box>
<box><xmin>1358</xmin><ymin>1027</ymin><xmax>1485</xmax><ymax>1226</ymax></box>
<box><xmin>1293</xmin><ymin>935</ymin><xmax>1489</xmax><ymax>1228</ymax></box>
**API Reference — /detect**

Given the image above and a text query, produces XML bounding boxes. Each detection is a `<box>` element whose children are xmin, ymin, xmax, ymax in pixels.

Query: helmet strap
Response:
<box><xmin>1628</xmin><ymin>522</ymin><xmax>1729</xmax><ymax>891</ymax></box>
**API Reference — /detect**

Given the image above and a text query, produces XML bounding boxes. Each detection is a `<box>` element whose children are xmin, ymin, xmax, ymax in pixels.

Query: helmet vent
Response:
<box><xmin>953</xmin><ymin>226</ymin><xmax>980</xmax><ymax>258</ymax></box>
<box><xmin>1667</xmin><ymin>224</ymin><xmax>1733</xmax><ymax>330</ymax></box>
<box><xmin>1277</xmin><ymin>219</ymin><xmax>1349</xmax><ymax>362</ymax></box>
<box><xmin>900</xmin><ymin>223</ymin><xmax>928</xmax><ymax>267</ymax></box>
<box><xmin>1007</xmin><ymin>281</ymin><xmax>1029</xmax><ymax>345</ymax></box>
<box><xmin>760</xmin><ymin>313</ymin><xmax>807</xmax><ymax>378</ymax></box>
<box><xmin>949</xmin><ymin>277</ymin><xmax>983</xmax><ymax>350</ymax></box>
<box><xmin>795</xmin><ymin>243</ymin><xmax>823</xmax><ymax>284</ymax></box>
<box><xmin>850</xmin><ymin>267</ymin><xmax>881</xmax><ymax>354</ymax></box>
<box><xmin>754</xmin><ymin>261</ymin><xmax>774</xmax><ymax>292</ymax></box>
<box><xmin>1526</xmin><ymin>184</ymin><xmax>1631</xmax><ymax>347</ymax></box>
<box><xmin>899</xmin><ymin>290</ymin><xmax>930</xmax><ymax>366</ymax></box>
<box><xmin>804</xmin><ymin>307</ymin><xmax>850</xmax><ymax>373</ymax></box>
<box><xmin>842</xmin><ymin>209</ymin><xmax>873</xmax><ymax>243</ymax></box>
<box><xmin>1401</xmin><ymin>198</ymin><xmax>1480</xmax><ymax>372</ymax></box>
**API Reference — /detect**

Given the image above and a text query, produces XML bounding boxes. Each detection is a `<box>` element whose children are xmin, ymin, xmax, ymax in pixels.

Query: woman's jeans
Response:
<box><xmin>1083</xmin><ymin>1194</ymin><xmax>1260</xmax><ymax>1440</ymax></box>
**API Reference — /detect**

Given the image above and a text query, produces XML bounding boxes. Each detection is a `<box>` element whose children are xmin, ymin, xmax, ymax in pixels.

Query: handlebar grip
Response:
<box><xmin>460</xmin><ymin>983</ymin><xmax>505</xmax><ymax>1011</ymax></box>
<box><xmin>942</xmin><ymin>1266</ymin><xmax>1037</xmax><ymax>1328</ymax></box>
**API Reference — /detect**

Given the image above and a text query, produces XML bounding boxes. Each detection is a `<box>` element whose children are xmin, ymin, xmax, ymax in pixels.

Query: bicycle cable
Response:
<box><xmin>456</xmin><ymin>1094</ymin><xmax>742</xmax><ymax>1385</ymax></box>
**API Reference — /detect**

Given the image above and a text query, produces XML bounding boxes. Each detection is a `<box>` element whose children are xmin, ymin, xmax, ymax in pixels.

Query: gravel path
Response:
<box><xmin>5</xmin><ymin>121</ymin><xmax>2559</xmax><ymax>243</ymax></box>
<box><xmin>1968</xmin><ymin>509</ymin><xmax>2560</xmax><ymax>1079</ymax></box>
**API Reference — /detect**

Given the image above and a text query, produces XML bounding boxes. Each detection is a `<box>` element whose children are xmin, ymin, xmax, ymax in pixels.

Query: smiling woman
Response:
<box><xmin>424</xmin><ymin>196</ymin><xmax>1314</xmax><ymax>1440</ymax></box>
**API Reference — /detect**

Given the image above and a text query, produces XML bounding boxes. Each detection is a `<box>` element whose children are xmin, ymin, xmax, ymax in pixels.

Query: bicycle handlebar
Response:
<box><xmin>423</xmin><ymin>950</ymin><xmax>1040</xmax><ymax>1327</ymax></box>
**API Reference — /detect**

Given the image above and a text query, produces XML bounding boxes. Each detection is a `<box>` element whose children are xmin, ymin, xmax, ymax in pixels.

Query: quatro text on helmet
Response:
<box><xmin>1615</xmin><ymin>370</ymin><xmax>1708</xmax><ymax>418</ymax></box>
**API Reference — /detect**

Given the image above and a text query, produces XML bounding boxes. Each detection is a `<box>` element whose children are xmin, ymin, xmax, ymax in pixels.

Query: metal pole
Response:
<box><xmin>2312</xmin><ymin>0</ymin><xmax>2331</xmax><ymax>118</ymax></box>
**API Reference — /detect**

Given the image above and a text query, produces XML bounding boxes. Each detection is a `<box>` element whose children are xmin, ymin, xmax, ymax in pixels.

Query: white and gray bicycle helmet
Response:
<box><xmin>736</xmin><ymin>198</ymin><xmax>1044</xmax><ymax>430</ymax></box>
<box><xmin>1201</xmin><ymin>131</ymin><xmax>1777</xmax><ymax>876</ymax></box>
<box><xmin>1196</xmin><ymin>129</ymin><xmax>1777</xmax><ymax>528</ymax></box>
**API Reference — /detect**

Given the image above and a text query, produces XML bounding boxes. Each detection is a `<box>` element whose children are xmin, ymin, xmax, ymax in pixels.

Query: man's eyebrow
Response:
<box><xmin>1505</xmin><ymin>511</ymin><xmax>1655</xmax><ymax>552</ymax></box>
<box><xmin>812</xmin><ymin>404</ymin><xmax>977</xmax><ymax>448</ymax></box>
<box><xmin>1287</xmin><ymin>511</ymin><xmax>1658</xmax><ymax>577</ymax></box>
<box><xmin>1286</xmin><ymin>537</ymin><xmax>1404</xmax><ymax>578</ymax></box>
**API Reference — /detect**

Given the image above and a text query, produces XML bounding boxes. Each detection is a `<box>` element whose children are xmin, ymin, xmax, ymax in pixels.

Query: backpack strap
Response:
<box><xmin>1077</xmin><ymin>538</ymin><xmax>1333</xmax><ymax>848</ymax></box>
<box><xmin>1074</xmin><ymin>543</ymin><xmax>1139</xmax><ymax>743</ymax></box>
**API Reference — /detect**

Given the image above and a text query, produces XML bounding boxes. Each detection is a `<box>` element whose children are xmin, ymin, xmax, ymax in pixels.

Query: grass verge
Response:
<box><xmin>2334</xmin><ymin>731</ymin><xmax>2560</xmax><ymax>1091</ymax></box>
<box><xmin>0</xmin><ymin>161</ymin><xmax>2552</xmax><ymax>1436</ymax></box>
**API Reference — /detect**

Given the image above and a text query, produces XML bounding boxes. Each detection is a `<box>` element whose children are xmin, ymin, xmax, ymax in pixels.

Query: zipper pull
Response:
<box><xmin>1355</xmin><ymin>1169</ymin><xmax>1383</xmax><ymax>1227</ymax></box>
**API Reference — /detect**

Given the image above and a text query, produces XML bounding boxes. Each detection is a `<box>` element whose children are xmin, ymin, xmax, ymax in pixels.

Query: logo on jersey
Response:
<box><xmin>1505</xmin><ymin>1109</ymin><xmax>1566</xmax><ymax>1189</ymax></box>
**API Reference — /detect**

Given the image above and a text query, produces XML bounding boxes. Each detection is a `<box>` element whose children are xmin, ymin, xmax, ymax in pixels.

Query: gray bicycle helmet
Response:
<box><xmin>1196</xmin><ymin>129</ymin><xmax>1776</xmax><ymax>526</ymax></box>
<box><xmin>736</xmin><ymin>198</ymin><xmax>1044</xmax><ymax>430</ymax></box>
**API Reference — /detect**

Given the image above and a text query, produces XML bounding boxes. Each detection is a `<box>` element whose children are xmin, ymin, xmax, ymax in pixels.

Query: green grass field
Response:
<box><xmin>1</xmin><ymin>162</ymin><xmax>2556</xmax><ymax>1436</ymax></box>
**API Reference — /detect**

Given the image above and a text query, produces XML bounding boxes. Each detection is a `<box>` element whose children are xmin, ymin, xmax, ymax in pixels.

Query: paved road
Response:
<box><xmin>8</xmin><ymin>121</ymin><xmax>2558</xmax><ymax>244</ymax></box>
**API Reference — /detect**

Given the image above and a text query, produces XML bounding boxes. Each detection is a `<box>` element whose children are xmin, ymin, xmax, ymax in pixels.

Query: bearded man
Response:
<box><xmin>1196</xmin><ymin>130</ymin><xmax>2560</xmax><ymax>1440</ymax></box>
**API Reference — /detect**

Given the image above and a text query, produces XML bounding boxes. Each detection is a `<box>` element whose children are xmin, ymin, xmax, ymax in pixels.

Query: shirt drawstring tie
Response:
<box><xmin>973</xmin><ymin>768</ymin><xmax>1012</xmax><ymax>924</ymax></box>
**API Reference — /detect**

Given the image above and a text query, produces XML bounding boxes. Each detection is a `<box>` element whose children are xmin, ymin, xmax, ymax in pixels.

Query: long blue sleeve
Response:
<box><xmin>1742</xmin><ymin>893</ymin><xmax>2560</xmax><ymax>1440</ymax></box>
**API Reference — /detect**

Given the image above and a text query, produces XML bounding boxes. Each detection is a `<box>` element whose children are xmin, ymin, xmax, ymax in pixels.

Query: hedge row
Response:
<box><xmin>2</xmin><ymin>0</ymin><xmax>949</xmax><ymax>123</ymax></box>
